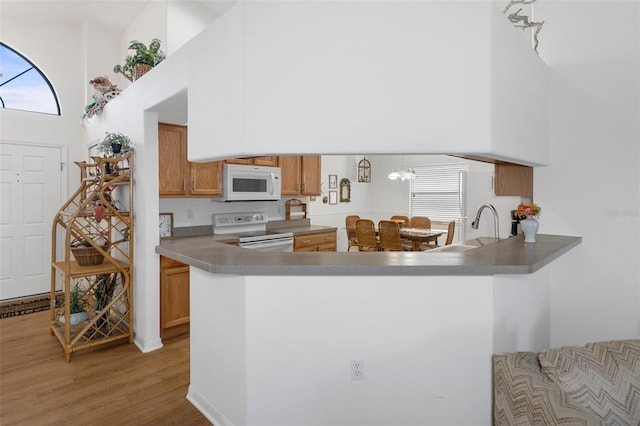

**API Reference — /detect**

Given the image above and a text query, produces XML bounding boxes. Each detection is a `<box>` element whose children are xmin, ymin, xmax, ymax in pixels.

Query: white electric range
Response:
<box><xmin>212</xmin><ymin>211</ymin><xmax>294</xmax><ymax>252</ymax></box>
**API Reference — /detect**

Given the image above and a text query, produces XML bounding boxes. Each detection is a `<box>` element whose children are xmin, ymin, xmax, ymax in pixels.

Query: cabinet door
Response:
<box><xmin>495</xmin><ymin>163</ymin><xmax>533</xmax><ymax>198</ymax></box>
<box><xmin>253</xmin><ymin>156</ymin><xmax>278</xmax><ymax>167</ymax></box>
<box><xmin>160</xmin><ymin>263</ymin><xmax>190</xmax><ymax>329</ymax></box>
<box><xmin>279</xmin><ymin>156</ymin><xmax>301</xmax><ymax>195</ymax></box>
<box><xmin>294</xmin><ymin>230</ymin><xmax>336</xmax><ymax>252</ymax></box>
<box><xmin>191</xmin><ymin>161</ymin><xmax>223</xmax><ymax>196</ymax></box>
<box><xmin>159</xmin><ymin>124</ymin><xmax>188</xmax><ymax>196</ymax></box>
<box><xmin>225</xmin><ymin>158</ymin><xmax>254</xmax><ymax>165</ymax></box>
<box><xmin>300</xmin><ymin>155</ymin><xmax>321</xmax><ymax>195</ymax></box>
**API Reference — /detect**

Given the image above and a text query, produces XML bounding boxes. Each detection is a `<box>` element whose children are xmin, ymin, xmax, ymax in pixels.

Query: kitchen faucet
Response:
<box><xmin>471</xmin><ymin>204</ymin><xmax>500</xmax><ymax>242</ymax></box>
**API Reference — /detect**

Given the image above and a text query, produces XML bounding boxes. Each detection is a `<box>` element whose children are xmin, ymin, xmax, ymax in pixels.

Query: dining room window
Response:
<box><xmin>0</xmin><ymin>41</ymin><xmax>61</xmax><ymax>115</ymax></box>
<box><xmin>410</xmin><ymin>163</ymin><xmax>468</xmax><ymax>222</ymax></box>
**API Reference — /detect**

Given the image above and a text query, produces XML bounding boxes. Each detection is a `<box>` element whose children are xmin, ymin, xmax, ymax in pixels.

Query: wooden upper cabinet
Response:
<box><xmin>225</xmin><ymin>156</ymin><xmax>278</xmax><ymax>167</ymax></box>
<box><xmin>301</xmin><ymin>155</ymin><xmax>321</xmax><ymax>195</ymax></box>
<box><xmin>252</xmin><ymin>156</ymin><xmax>278</xmax><ymax>167</ymax></box>
<box><xmin>159</xmin><ymin>124</ymin><xmax>189</xmax><ymax>196</ymax></box>
<box><xmin>159</xmin><ymin>123</ymin><xmax>224</xmax><ymax>197</ymax></box>
<box><xmin>191</xmin><ymin>161</ymin><xmax>223</xmax><ymax>196</ymax></box>
<box><xmin>279</xmin><ymin>156</ymin><xmax>302</xmax><ymax>195</ymax></box>
<box><xmin>494</xmin><ymin>163</ymin><xmax>533</xmax><ymax>198</ymax></box>
<box><xmin>224</xmin><ymin>158</ymin><xmax>254</xmax><ymax>165</ymax></box>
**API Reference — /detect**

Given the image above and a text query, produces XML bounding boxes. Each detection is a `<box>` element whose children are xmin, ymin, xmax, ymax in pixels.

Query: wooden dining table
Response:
<box><xmin>347</xmin><ymin>225</ymin><xmax>444</xmax><ymax>251</ymax></box>
<box><xmin>398</xmin><ymin>227</ymin><xmax>444</xmax><ymax>251</ymax></box>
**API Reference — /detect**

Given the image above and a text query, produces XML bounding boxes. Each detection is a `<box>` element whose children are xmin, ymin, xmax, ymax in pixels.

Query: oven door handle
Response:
<box><xmin>240</xmin><ymin>238</ymin><xmax>293</xmax><ymax>251</ymax></box>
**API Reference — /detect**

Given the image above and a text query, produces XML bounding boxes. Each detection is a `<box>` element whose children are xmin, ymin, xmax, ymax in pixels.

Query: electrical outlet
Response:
<box><xmin>187</xmin><ymin>205</ymin><xmax>195</xmax><ymax>219</ymax></box>
<box><xmin>351</xmin><ymin>359</ymin><xmax>364</xmax><ymax>380</ymax></box>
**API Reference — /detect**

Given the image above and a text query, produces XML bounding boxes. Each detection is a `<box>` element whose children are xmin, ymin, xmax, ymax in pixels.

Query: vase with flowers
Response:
<box><xmin>515</xmin><ymin>203</ymin><xmax>541</xmax><ymax>243</ymax></box>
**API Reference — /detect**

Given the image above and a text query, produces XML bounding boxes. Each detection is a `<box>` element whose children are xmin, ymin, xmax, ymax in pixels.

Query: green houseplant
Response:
<box><xmin>113</xmin><ymin>38</ymin><xmax>166</xmax><ymax>82</ymax></box>
<box><xmin>96</xmin><ymin>132</ymin><xmax>131</xmax><ymax>157</ymax></box>
<box><xmin>59</xmin><ymin>283</ymin><xmax>89</xmax><ymax>325</ymax></box>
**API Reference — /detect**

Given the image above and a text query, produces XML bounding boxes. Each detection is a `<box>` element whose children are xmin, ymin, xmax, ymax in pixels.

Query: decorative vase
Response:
<box><xmin>521</xmin><ymin>217</ymin><xmax>539</xmax><ymax>243</ymax></box>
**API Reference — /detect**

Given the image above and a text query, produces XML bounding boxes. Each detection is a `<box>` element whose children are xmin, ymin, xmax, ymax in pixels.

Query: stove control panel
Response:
<box><xmin>212</xmin><ymin>211</ymin><xmax>268</xmax><ymax>230</ymax></box>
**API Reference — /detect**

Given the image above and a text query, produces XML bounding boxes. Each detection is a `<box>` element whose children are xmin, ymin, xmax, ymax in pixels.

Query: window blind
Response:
<box><xmin>410</xmin><ymin>163</ymin><xmax>468</xmax><ymax>222</ymax></box>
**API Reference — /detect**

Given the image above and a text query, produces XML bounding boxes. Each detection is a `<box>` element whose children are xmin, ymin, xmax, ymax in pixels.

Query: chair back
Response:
<box><xmin>345</xmin><ymin>215</ymin><xmax>360</xmax><ymax>251</ymax></box>
<box><xmin>410</xmin><ymin>216</ymin><xmax>431</xmax><ymax>229</ymax></box>
<box><xmin>355</xmin><ymin>219</ymin><xmax>379</xmax><ymax>251</ymax></box>
<box><xmin>390</xmin><ymin>215</ymin><xmax>409</xmax><ymax>227</ymax></box>
<box><xmin>378</xmin><ymin>220</ymin><xmax>404</xmax><ymax>251</ymax></box>
<box><xmin>445</xmin><ymin>220</ymin><xmax>456</xmax><ymax>245</ymax></box>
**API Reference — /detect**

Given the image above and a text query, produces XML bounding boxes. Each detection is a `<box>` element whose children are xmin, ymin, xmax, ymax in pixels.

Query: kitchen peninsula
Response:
<box><xmin>157</xmin><ymin>234</ymin><xmax>579</xmax><ymax>276</ymax></box>
<box><xmin>156</xmin><ymin>234</ymin><xmax>580</xmax><ymax>425</ymax></box>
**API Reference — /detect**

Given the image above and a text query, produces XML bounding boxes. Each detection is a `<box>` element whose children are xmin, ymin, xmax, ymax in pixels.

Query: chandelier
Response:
<box><xmin>388</xmin><ymin>156</ymin><xmax>416</xmax><ymax>181</ymax></box>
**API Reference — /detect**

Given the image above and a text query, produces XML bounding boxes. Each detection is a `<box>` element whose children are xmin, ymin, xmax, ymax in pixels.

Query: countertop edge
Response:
<box><xmin>156</xmin><ymin>234</ymin><xmax>582</xmax><ymax>276</ymax></box>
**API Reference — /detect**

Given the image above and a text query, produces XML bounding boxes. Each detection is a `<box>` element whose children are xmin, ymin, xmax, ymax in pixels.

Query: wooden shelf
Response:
<box><xmin>50</xmin><ymin>151</ymin><xmax>134</xmax><ymax>361</ymax></box>
<box><xmin>52</xmin><ymin>259</ymin><xmax>129</xmax><ymax>277</ymax></box>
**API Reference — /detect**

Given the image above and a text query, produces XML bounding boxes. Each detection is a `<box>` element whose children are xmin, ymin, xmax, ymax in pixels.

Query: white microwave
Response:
<box><xmin>216</xmin><ymin>164</ymin><xmax>282</xmax><ymax>201</ymax></box>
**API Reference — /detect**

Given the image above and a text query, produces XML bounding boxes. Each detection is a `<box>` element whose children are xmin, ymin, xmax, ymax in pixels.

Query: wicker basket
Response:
<box><xmin>71</xmin><ymin>245</ymin><xmax>105</xmax><ymax>266</ymax></box>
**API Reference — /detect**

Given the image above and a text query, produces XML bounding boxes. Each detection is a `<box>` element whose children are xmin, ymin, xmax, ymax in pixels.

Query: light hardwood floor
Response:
<box><xmin>0</xmin><ymin>311</ymin><xmax>210</xmax><ymax>425</ymax></box>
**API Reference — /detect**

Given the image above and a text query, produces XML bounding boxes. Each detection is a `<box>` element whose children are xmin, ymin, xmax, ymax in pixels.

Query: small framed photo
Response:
<box><xmin>159</xmin><ymin>212</ymin><xmax>174</xmax><ymax>239</ymax></box>
<box><xmin>329</xmin><ymin>174</ymin><xmax>338</xmax><ymax>189</ymax></box>
<box><xmin>329</xmin><ymin>191</ymin><xmax>338</xmax><ymax>205</ymax></box>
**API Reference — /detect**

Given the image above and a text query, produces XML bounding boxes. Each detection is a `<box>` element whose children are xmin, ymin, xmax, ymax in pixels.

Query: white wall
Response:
<box><xmin>534</xmin><ymin>0</ymin><xmax>640</xmax><ymax>345</ymax></box>
<box><xmin>188</xmin><ymin>1</ymin><xmax>549</xmax><ymax>166</ymax></box>
<box><xmin>190</xmin><ymin>269</ymin><xmax>497</xmax><ymax>426</ymax></box>
<box><xmin>0</xmin><ymin>20</ymin><xmax>87</xmax><ymax>190</ymax></box>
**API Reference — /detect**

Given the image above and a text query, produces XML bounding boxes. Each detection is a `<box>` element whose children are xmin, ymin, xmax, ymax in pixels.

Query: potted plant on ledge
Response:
<box><xmin>113</xmin><ymin>38</ymin><xmax>166</xmax><ymax>82</ymax></box>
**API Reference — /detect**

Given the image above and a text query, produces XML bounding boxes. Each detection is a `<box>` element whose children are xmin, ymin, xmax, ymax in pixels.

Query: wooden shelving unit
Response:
<box><xmin>50</xmin><ymin>151</ymin><xmax>134</xmax><ymax>361</ymax></box>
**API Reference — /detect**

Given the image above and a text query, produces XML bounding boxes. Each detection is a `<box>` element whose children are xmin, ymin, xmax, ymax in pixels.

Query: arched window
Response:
<box><xmin>0</xmin><ymin>41</ymin><xmax>61</xmax><ymax>115</ymax></box>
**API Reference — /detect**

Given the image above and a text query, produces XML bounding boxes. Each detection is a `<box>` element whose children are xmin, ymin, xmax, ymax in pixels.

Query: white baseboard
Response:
<box><xmin>134</xmin><ymin>336</ymin><xmax>163</xmax><ymax>353</ymax></box>
<box><xmin>187</xmin><ymin>385</ymin><xmax>235</xmax><ymax>426</ymax></box>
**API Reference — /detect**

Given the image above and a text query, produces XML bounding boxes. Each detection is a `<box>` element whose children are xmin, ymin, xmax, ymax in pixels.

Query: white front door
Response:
<box><xmin>0</xmin><ymin>143</ymin><xmax>63</xmax><ymax>300</ymax></box>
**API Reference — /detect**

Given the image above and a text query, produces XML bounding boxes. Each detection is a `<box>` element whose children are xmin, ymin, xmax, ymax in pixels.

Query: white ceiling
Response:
<box><xmin>0</xmin><ymin>0</ymin><xmax>231</xmax><ymax>33</ymax></box>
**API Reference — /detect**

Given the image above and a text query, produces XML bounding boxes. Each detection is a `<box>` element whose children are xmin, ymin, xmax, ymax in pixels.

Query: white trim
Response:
<box><xmin>187</xmin><ymin>386</ymin><xmax>236</xmax><ymax>426</ymax></box>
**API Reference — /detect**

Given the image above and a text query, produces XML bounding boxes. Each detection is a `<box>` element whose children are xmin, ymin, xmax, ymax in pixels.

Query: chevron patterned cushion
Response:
<box><xmin>494</xmin><ymin>352</ymin><xmax>598</xmax><ymax>425</ymax></box>
<box><xmin>538</xmin><ymin>339</ymin><xmax>640</xmax><ymax>425</ymax></box>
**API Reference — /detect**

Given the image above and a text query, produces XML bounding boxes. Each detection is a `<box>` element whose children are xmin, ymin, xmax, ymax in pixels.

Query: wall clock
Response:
<box><xmin>159</xmin><ymin>212</ymin><xmax>174</xmax><ymax>239</ymax></box>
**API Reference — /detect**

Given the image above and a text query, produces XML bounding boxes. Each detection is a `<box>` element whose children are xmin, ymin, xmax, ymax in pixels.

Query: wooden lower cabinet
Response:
<box><xmin>160</xmin><ymin>256</ymin><xmax>190</xmax><ymax>329</ymax></box>
<box><xmin>294</xmin><ymin>230</ymin><xmax>337</xmax><ymax>252</ymax></box>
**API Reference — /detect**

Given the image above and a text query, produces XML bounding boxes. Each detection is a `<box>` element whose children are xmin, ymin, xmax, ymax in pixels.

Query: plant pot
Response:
<box><xmin>133</xmin><ymin>63</ymin><xmax>153</xmax><ymax>81</ymax></box>
<box><xmin>111</xmin><ymin>143</ymin><xmax>122</xmax><ymax>154</ymax></box>
<box><xmin>59</xmin><ymin>311</ymin><xmax>89</xmax><ymax>325</ymax></box>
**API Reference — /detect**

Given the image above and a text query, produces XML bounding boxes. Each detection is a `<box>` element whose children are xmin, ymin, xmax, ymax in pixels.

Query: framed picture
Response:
<box><xmin>329</xmin><ymin>191</ymin><xmax>338</xmax><ymax>205</ymax></box>
<box><xmin>329</xmin><ymin>174</ymin><xmax>338</xmax><ymax>189</ymax></box>
<box><xmin>159</xmin><ymin>212</ymin><xmax>174</xmax><ymax>239</ymax></box>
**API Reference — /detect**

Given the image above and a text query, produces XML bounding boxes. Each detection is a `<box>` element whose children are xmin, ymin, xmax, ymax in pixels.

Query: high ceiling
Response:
<box><xmin>1</xmin><ymin>0</ymin><xmax>233</xmax><ymax>33</ymax></box>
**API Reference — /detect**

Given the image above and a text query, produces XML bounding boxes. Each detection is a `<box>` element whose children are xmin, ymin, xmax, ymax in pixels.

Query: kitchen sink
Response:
<box><xmin>463</xmin><ymin>237</ymin><xmax>499</xmax><ymax>247</ymax></box>
<box><xmin>426</xmin><ymin>244</ymin><xmax>477</xmax><ymax>253</ymax></box>
<box><xmin>425</xmin><ymin>237</ymin><xmax>499</xmax><ymax>253</ymax></box>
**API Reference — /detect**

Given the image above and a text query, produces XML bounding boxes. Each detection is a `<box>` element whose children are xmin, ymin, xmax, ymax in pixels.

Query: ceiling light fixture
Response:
<box><xmin>388</xmin><ymin>157</ymin><xmax>416</xmax><ymax>181</ymax></box>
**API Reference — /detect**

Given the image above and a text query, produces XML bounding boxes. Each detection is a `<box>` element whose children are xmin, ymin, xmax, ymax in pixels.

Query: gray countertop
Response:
<box><xmin>156</xmin><ymin>233</ymin><xmax>581</xmax><ymax>276</ymax></box>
